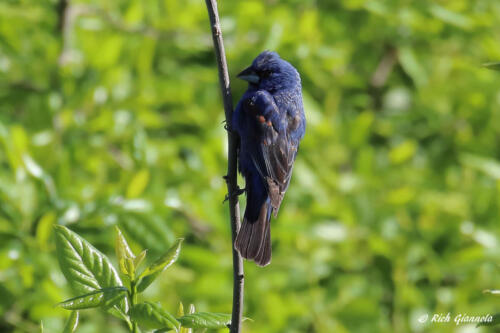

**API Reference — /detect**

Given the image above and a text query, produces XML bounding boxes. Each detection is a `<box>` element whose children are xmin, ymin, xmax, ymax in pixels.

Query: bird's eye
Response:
<box><xmin>261</xmin><ymin>70</ymin><xmax>272</xmax><ymax>78</ymax></box>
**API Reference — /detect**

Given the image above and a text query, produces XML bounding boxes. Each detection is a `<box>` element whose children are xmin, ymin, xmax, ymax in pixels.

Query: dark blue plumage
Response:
<box><xmin>232</xmin><ymin>51</ymin><xmax>306</xmax><ymax>266</ymax></box>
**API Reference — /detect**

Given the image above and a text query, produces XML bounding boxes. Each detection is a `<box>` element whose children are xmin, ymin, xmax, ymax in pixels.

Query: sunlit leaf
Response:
<box><xmin>460</xmin><ymin>154</ymin><xmax>500</xmax><ymax>179</ymax></box>
<box><xmin>180</xmin><ymin>303</ymin><xmax>195</xmax><ymax>333</ymax></box>
<box><xmin>58</xmin><ymin>287</ymin><xmax>127</xmax><ymax>310</ymax></box>
<box><xmin>137</xmin><ymin>238</ymin><xmax>183</xmax><ymax>292</ymax></box>
<box><xmin>62</xmin><ymin>311</ymin><xmax>79</xmax><ymax>333</ymax></box>
<box><xmin>22</xmin><ymin>154</ymin><xmax>57</xmax><ymax>199</ymax></box>
<box><xmin>177</xmin><ymin>312</ymin><xmax>232</xmax><ymax>329</ymax></box>
<box><xmin>36</xmin><ymin>211</ymin><xmax>56</xmax><ymax>250</ymax></box>
<box><xmin>127</xmin><ymin>169</ymin><xmax>150</xmax><ymax>198</ymax></box>
<box><xmin>130</xmin><ymin>302</ymin><xmax>180</xmax><ymax>332</ymax></box>
<box><xmin>430</xmin><ymin>4</ymin><xmax>472</xmax><ymax>29</ymax></box>
<box><xmin>389</xmin><ymin>140</ymin><xmax>416</xmax><ymax>164</ymax></box>
<box><xmin>54</xmin><ymin>225</ymin><xmax>128</xmax><ymax>315</ymax></box>
<box><xmin>398</xmin><ymin>47</ymin><xmax>427</xmax><ymax>86</ymax></box>
<box><xmin>134</xmin><ymin>249</ymin><xmax>147</xmax><ymax>270</ymax></box>
<box><xmin>115</xmin><ymin>226</ymin><xmax>136</xmax><ymax>278</ymax></box>
<box><xmin>22</xmin><ymin>154</ymin><xmax>43</xmax><ymax>179</ymax></box>
<box><xmin>177</xmin><ymin>302</ymin><xmax>184</xmax><ymax>317</ymax></box>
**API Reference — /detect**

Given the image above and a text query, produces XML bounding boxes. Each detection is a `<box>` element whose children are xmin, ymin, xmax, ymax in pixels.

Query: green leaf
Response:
<box><xmin>136</xmin><ymin>272</ymin><xmax>159</xmax><ymax>293</ymax></box>
<box><xmin>460</xmin><ymin>153</ymin><xmax>500</xmax><ymax>179</ymax></box>
<box><xmin>177</xmin><ymin>302</ymin><xmax>184</xmax><ymax>316</ymax></box>
<box><xmin>127</xmin><ymin>169</ymin><xmax>150</xmax><ymax>198</ymax></box>
<box><xmin>180</xmin><ymin>304</ymin><xmax>195</xmax><ymax>333</ymax></box>
<box><xmin>134</xmin><ymin>249</ymin><xmax>147</xmax><ymax>270</ymax></box>
<box><xmin>36</xmin><ymin>211</ymin><xmax>56</xmax><ymax>250</ymax></box>
<box><xmin>137</xmin><ymin>238</ymin><xmax>183</xmax><ymax>292</ymax></box>
<box><xmin>130</xmin><ymin>302</ymin><xmax>180</xmax><ymax>332</ymax></box>
<box><xmin>115</xmin><ymin>226</ymin><xmax>136</xmax><ymax>278</ymax></box>
<box><xmin>483</xmin><ymin>62</ymin><xmax>500</xmax><ymax>71</ymax></box>
<box><xmin>429</xmin><ymin>4</ymin><xmax>472</xmax><ymax>29</ymax></box>
<box><xmin>118</xmin><ymin>213</ymin><xmax>175</xmax><ymax>254</ymax></box>
<box><xmin>398</xmin><ymin>47</ymin><xmax>427</xmax><ymax>86</ymax></box>
<box><xmin>58</xmin><ymin>287</ymin><xmax>127</xmax><ymax>310</ymax></box>
<box><xmin>476</xmin><ymin>313</ymin><xmax>500</xmax><ymax>327</ymax></box>
<box><xmin>62</xmin><ymin>311</ymin><xmax>79</xmax><ymax>333</ymax></box>
<box><xmin>54</xmin><ymin>225</ymin><xmax>128</xmax><ymax>314</ymax></box>
<box><xmin>177</xmin><ymin>313</ymin><xmax>232</xmax><ymax>329</ymax></box>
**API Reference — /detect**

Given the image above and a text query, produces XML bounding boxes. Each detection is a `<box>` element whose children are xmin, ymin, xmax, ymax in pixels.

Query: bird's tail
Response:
<box><xmin>234</xmin><ymin>199</ymin><xmax>272</xmax><ymax>266</ymax></box>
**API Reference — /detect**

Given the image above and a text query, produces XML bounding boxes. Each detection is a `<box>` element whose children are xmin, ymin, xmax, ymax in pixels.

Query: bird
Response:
<box><xmin>232</xmin><ymin>51</ymin><xmax>306</xmax><ymax>266</ymax></box>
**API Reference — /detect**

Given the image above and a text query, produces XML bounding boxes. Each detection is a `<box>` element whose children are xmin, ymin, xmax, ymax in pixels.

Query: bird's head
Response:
<box><xmin>237</xmin><ymin>51</ymin><xmax>300</xmax><ymax>92</ymax></box>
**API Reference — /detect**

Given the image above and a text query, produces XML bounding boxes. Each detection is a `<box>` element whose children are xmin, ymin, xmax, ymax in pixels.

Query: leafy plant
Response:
<box><xmin>54</xmin><ymin>225</ymin><xmax>235</xmax><ymax>332</ymax></box>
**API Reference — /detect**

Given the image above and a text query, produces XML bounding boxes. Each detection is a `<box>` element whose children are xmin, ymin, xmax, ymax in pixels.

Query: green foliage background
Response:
<box><xmin>1</xmin><ymin>0</ymin><xmax>500</xmax><ymax>332</ymax></box>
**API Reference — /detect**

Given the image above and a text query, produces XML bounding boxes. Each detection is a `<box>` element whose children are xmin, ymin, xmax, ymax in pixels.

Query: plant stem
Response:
<box><xmin>129</xmin><ymin>281</ymin><xmax>138</xmax><ymax>333</ymax></box>
<box><xmin>203</xmin><ymin>1</ymin><xmax>244</xmax><ymax>333</ymax></box>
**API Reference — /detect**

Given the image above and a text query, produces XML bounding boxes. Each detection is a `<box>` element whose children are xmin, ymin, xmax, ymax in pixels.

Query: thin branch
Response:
<box><xmin>56</xmin><ymin>0</ymin><xmax>68</xmax><ymax>32</ymax></box>
<box><xmin>370</xmin><ymin>47</ymin><xmax>398</xmax><ymax>88</ymax></box>
<box><xmin>204</xmin><ymin>1</ymin><xmax>244</xmax><ymax>333</ymax></box>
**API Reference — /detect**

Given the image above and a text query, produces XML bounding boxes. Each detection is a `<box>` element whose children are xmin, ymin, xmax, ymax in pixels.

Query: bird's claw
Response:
<box><xmin>235</xmin><ymin>186</ymin><xmax>246</xmax><ymax>196</ymax></box>
<box><xmin>222</xmin><ymin>186</ymin><xmax>246</xmax><ymax>203</ymax></box>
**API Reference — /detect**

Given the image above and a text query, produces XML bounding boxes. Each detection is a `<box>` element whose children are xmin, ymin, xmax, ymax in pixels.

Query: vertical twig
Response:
<box><xmin>57</xmin><ymin>0</ymin><xmax>69</xmax><ymax>32</ymax></box>
<box><xmin>57</xmin><ymin>0</ymin><xmax>72</xmax><ymax>66</ymax></box>
<box><xmin>204</xmin><ymin>1</ymin><xmax>244</xmax><ymax>333</ymax></box>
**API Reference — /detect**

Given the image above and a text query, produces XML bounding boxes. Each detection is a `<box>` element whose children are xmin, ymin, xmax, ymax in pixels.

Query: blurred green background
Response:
<box><xmin>1</xmin><ymin>0</ymin><xmax>500</xmax><ymax>332</ymax></box>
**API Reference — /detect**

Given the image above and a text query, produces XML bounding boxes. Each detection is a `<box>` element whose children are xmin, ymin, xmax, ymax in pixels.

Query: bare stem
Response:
<box><xmin>204</xmin><ymin>1</ymin><xmax>244</xmax><ymax>333</ymax></box>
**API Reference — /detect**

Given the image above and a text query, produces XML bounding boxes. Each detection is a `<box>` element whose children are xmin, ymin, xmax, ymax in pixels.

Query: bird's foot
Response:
<box><xmin>235</xmin><ymin>186</ymin><xmax>246</xmax><ymax>196</ymax></box>
<box><xmin>222</xmin><ymin>186</ymin><xmax>246</xmax><ymax>203</ymax></box>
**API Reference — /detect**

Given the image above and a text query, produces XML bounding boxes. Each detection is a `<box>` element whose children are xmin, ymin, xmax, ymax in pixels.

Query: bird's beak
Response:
<box><xmin>237</xmin><ymin>66</ymin><xmax>259</xmax><ymax>84</ymax></box>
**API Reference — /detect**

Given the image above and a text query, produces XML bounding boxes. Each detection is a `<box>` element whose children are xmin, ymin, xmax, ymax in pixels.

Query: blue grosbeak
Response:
<box><xmin>232</xmin><ymin>51</ymin><xmax>306</xmax><ymax>266</ymax></box>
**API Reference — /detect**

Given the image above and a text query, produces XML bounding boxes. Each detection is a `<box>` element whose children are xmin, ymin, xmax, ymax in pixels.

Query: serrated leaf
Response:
<box><xmin>179</xmin><ymin>303</ymin><xmax>195</xmax><ymax>333</ymax></box>
<box><xmin>130</xmin><ymin>302</ymin><xmax>180</xmax><ymax>332</ymax></box>
<box><xmin>177</xmin><ymin>313</ymin><xmax>232</xmax><ymax>329</ymax></box>
<box><xmin>483</xmin><ymin>62</ymin><xmax>500</xmax><ymax>71</ymax></box>
<box><xmin>62</xmin><ymin>311</ymin><xmax>79</xmax><ymax>333</ymax></box>
<box><xmin>58</xmin><ymin>287</ymin><xmax>127</xmax><ymax>310</ymax></box>
<box><xmin>476</xmin><ymin>313</ymin><xmax>500</xmax><ymax>327</ymax></box>
<box><xmin>54</xmin><ymin>225</ymin><xmax>128</xmax><ymax>315</ymax></box>
<box><xmin>137</xmin><ymin>238</ymin><xmax>183</xmax><ymax>292</ymax></box>
<box><xmin>115</xmin><ymin>226</ymin><xmax>135</xmax><ymax>278</ymax></box>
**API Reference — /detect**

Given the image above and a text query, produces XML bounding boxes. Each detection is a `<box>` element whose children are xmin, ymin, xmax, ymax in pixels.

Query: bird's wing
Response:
<box><xmin>244</xmin><ymin>90</ymin><xmax>300</xmax><ymax>213</ymax></box>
